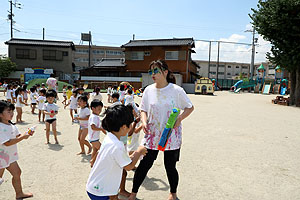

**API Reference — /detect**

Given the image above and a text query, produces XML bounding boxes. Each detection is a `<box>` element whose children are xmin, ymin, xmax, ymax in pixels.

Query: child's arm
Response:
<box><xmin>19</xmin><ymin>96</ymin><xmax>27</xmax><ymax>106</ymax></box>
<box><xmin>3</xmin><ymin>133</ymin><xmax>30</xmax><ymax>146</ymax></box>
<box><xmin>91</xmin><ymin>124</ymin><xmax>102</xmax><ymax>131</ymax></box>
<box><xmin>134</xmin><ymin>123</ymin><xmax>143</xmax><ymax>133</ymax></box>
<box><xmin>124</xmin><ymin>146</ymin><xmax>147</xmax><ymax>171</ymax></box>
<box><xmin>77</xmin><ymin>115</ymin><xmax>89</xmax><ymax>121</ymax></box>
<box><xmin>128</xmin><ymin>121</ymin><xmax>138</xmax><ymax>136</ymax></box>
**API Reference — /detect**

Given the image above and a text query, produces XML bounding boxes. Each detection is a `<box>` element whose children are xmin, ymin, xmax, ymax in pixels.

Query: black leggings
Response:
<box><xmin>132</xmin><ymin>148</ymin><xmax>180</xmax><ymax>193</ymax></box>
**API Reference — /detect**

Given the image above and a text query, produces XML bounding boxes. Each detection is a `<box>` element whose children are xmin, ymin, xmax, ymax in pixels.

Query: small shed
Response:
<box><xmin>195</xmin><ymin>77</ymin><xmax>214</xmax><ymax>95</ymax></box>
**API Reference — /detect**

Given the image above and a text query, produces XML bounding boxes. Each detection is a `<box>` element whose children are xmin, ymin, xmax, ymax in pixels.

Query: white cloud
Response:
<box><xmin>0</xmin><ymin>41</ymin><xmax>8</xmax><ymax>56</ymax></box>
<box><xmin>192</xmin><ymin>30</ymin><xmax>271</xmax><ymax>64</ymax></box>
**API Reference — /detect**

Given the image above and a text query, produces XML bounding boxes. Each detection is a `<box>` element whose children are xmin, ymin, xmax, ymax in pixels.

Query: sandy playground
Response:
<box><xmin>1</xmin><ymin>91</ymin><xmax>300</xmax><ymax>200</ymax></box>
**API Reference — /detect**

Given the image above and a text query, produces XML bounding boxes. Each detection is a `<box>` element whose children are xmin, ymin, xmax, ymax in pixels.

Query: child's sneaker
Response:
<box><xmin>0</xmin><ymin>178</ymin><xmax>4</xmax><ymax>185</ymax></box>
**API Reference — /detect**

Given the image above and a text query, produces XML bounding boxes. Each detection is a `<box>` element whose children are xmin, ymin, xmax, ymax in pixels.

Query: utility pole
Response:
<box><xmin>208</xmin><ymin>41</ymin><xmax>211</xmax><ymax>78</ymax></box>
<box><xmin>43</xmin><ymin>28</ymin><xmax>45</xmax><ymax>40</ymax></box>
<box><xmin>8</xmin><ymin>0</ymin><xmax>22</xmax><ymax>39</ymax></box>
<box><xmin>216</xmin><ymin>41</ymin><xmax>220</xmax><ymax>83</ymax></box>
<box><xmin>245</xmin><ymin>26</ymin><xmax>257</xmax><ymax>80</ymax></box>
<box><xmin>88</xmin><ymin>31</ymin><xmax>91</xmax><ymax>68</ymax></box>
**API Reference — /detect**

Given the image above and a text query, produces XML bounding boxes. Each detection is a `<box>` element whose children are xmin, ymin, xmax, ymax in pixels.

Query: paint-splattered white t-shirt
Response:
<box><xmin>0</xmin><ymin>123</ymin><xmax>20</xmax><ymax>169</ymax></box>
<box><xmin>140</xmin><ymin>83</ymin><xmax>193</xmax><ymax>150</ymax></box>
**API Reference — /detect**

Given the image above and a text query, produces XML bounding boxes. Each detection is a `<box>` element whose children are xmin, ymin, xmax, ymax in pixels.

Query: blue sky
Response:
<box><xmin>0</xmin><ymin>0</ymin><xmax>270</xmax><ymax>63</ymax></box>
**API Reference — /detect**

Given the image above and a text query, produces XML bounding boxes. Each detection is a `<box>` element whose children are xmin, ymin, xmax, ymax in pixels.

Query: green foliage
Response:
<box><xmin>0</xmin><ymin>56</ymin><xmax>17</xmax><ymax>77</ymax></box>
<box><xmin>27</xmin><ymin>79</ymin><xmax>72</xmax><ymax>92</ymax></box>
<box><xmin>250</xmin><ymin>0</ymin><xmax>300</xmax><ymax>71</ymax></box>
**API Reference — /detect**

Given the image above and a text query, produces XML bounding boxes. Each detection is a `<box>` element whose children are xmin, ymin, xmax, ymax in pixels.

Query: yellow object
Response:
<box><xmin>195</xmin><ymin>78</ymin><xmax>214</xmax><ymax>95</ymax></box>
<box><xmin>66</xmin><ymin>90</ymin><xmax>72</xmax><ymax>99</ymax></box>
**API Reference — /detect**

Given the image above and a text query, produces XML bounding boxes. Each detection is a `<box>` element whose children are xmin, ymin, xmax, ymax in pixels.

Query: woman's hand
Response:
<box><xmin>173</xmin><ymin>115</ymin><xmax>182</xmax><ymax>128</ymax></box>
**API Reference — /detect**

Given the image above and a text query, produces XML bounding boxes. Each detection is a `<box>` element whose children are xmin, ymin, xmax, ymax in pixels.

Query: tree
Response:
<box><xmin>250</xmin><ymin>0</ymin><xmax>300</xmax><ymax>106</ymax></box>
<box><xmin>0</xmin><ymin>56</ymin><xmax>16</xmax><ymax>78</ymax></box>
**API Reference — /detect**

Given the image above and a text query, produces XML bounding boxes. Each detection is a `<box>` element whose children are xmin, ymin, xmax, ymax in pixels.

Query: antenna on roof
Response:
<box><xmin>133</xmin><ymin>34</ymin><xmax>135</xmax><ymax>40</ymax></box>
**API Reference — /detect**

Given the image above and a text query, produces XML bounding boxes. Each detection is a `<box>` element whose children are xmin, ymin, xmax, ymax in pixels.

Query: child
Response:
<box><xmin>55</xmin><ymin>82</ymin><xmax>59</xmax><ymax>100</ymax></box>
<box><xmin>72</xmin><ymin>85</ymin><xmax>77</xmax><ymax>93</ymax></box>
<box><xmin>62</xmin><ymin>85</ymin><xmax>67</xmax><ymax>105</ymax></box>
<box><xmin>75</xmin><ymin>95</ymin><xmax>92</xmax><ymax>155</ymax></box>
<box><xmin>86</xmin><ymin>105</ymin><xmax>147</xmax><ymax>200</ymax></box>
<box><xmin>65</xmin><ymin>90</ymin><xmax>78</xmax><ymax>122</ymax></box>
<box><xmin>66</xmin><ymin>86</ymin><xmax>73</xmax><ymax>100</ymax></box>
<box><xmin>111</xmin><ymin>93</ymin><xmax>121</xmax><ymax>107</ymax></box>
<box><xmin>12</xmin><ymin>84</ymin><xmax>18</xmax><ymax>103</ymax></box>
<box><xmin>119</xmin><ymin>84</ymin><xmax>126</xmax><ymax>104</ymax></box>
<box><xmin>23</xmin><ymin>84</ymin><xmax>29</xmax><ymax>104</ymax></box>
<box><xmin>107</xmin><ymin>85</ymin><xmax>112</xmax><ymax>103</ymax></box>
<box><xmin>92</xmin><ymin>87</ymin><xmax>102</xmax><ymax>101</ymax></box>
<box><xmin>2</xmin><ymin>81</ymin><xmax>8</xmax><ymax>96</ymax></box>
<box><xmin>0</xmin><ymin>100</ymin><xmax>33</xmax><ymax>199</ymax></box>
<box><xmin>15</xmin><ymin>88</ymin><xmax>27</xmax><ymax>123</ymax></box>
<box><xmin>88</xmin><ymin>99</ymin><xmax>106</xmax><ymax>167</ymax></box>
<box><xmin>41</xmin><ymin>83</ymin><xmax>46</xmax><ymax>90</ymax></box>
<box><xmin>36</xmin><ymin>84</ymin><xmax>41</xmax><ymax>93</ymax></box>
<box><xmin>30</xmin><ymin>87</ymin><xmax>38</xmax><ymax>114</ymax></box>
<box><xmin>124</xmin><ymin>89</ymin><xmax>134</xmax><ymax>106</ymax></box>
<box><xmin>43</xmin><ymin>91</ymin><xmax>59</xmax><ymax>144</ymax></box>
<box><xmin>6</xmin><ymin>84</ymin><xmax>14</xmax><ymax>103</ymax></box>
<box><xmin>37</xmin><ymin>89</ymin><xmax>46</xmax><ymax>122</ymax></box>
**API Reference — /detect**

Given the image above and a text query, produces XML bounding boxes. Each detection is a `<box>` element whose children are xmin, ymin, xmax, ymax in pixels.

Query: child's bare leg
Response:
<box><xmin>0</xmin><ymin>168</ymin><xmax>5</xmax><ymax>184</ymax></box>
<box><xmin>31</xmin><ymin>105</ymin><xmax>36</xmax><ymax>114</ymax></box>
<box><xmin>16</xmin><ymin>108</ymin><xmax>21</xmax><ymax>123</ymax></box>
<box><xmin>38</xmin><ymin>110</ymin><xmax>41</xmax><ymax>121</ymax></box>
<box><xmin>20</xmin><ymin>108</ymin><xmax>23</xmax><ymax>122</ymax></box>
<box><xmin>77</xmin><ymin>129</ymin><xmax>85</xmax><ymax>154</ymax></box>
<box><xmin>119</xmin><ymin>169</ymin><xmax>130</xmax><ymax>197</ymax></box>
<box><xmin>42</xmin><ymin>112</ymin><xmax>45</xmax><ymax>122</ymax></box>
<box><xmin>6</xmin><ymin>162</ymin><xmax>33</xmax><ymax>199</ymax></box>
<box><xmin>45</xmin><ymin>122</ymin><xmax>50</xmax><ymax>144</ymax></box>
<box><xmin>128</xmin><ymin>193</ymin><xmax>137</xmax><ymax>200</ymax></box>
<box><xmin>90</xmin><ymin>141</ymin><xmax>101</xmax><ymax>167</ymax></box>
<box><xmin>70</xmin><ymin>109</ymin><xmax>74</xmax><ymax>121</ymax></box>
<box><xmin>52</xmin><ymin>121</ymin><xmax>58</xmax><ymax>144</ymax></box>
<box><xmin>81</xmin><ymin>129</ymin><xmax>92</xmax><ymax>154</ymax></box>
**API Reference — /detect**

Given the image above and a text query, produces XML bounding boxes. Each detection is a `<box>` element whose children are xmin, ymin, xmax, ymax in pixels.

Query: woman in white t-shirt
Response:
<box><xmin>129</xmin><ymin>60</ymin><xmax>194</xmax><ymax>200</ymax></box>
<box><xmin>74</xmin><ymin>95</ymin><xmax>92</xmax><ymax>155</ymax></box>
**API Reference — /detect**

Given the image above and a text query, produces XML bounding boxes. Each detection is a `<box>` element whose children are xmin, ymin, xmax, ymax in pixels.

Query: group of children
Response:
<box><xmin>1</xmin><ymin>81</ymin><xmax>144</xmax><ymax>199</ymax></box>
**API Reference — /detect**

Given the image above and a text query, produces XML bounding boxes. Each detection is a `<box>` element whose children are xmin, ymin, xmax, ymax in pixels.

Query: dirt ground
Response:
<box><xmin>1</xmin><ymin>91</ymin><xmax>300</xmax><ymax>200</ymax></box>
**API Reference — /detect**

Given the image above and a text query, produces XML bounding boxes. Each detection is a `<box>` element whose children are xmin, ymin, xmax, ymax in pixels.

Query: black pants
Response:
<box><xmin>132</xmin><ymin>148</ymin><xmax>180</xmax><ymax>193</ymax></box>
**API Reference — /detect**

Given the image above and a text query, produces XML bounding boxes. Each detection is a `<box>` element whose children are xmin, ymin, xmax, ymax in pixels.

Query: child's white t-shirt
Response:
<box><xmin>92</xmin><ymin>93</ymin><xmax>103</xmax><ymax>101</ymax></box>
<box><xmin>124</xmin><ymin>95</ymin><xmax>134</xmax><ymax>106</ymax></box>
<box><xmin>6</xmin><ymin>89</ymin><xmax>12</xmax><ymax>100</ymax></box>
<box><xmin>69</xmin><ymin>96</ymin><xmax>78</xmax><ymax>110</ymax></box>
<box><xmin>79</xmin><ymin>107</ymin><xmax>90</xmax><ymax>126</ymax></box>
<box><xmin>140</xmin><ymin>83</ymin><xmax>193</xmax><ymax>150</ymax></box>
<box><xmin>88</xmin><ymin>113</ymin><xmax>101</xmax><ymax>141</ymax></box>
<box><xmin>107</xmin><ymin>88</ymin><xmax>111</xmax><ymax>95</ymax></box>
<box><xmin>86</xmin><ymin>132</ymin><xmax>132</xmax><ymax>196</ymax></box>
<box><xmin>30</xmin><ymin>92</ymin><xmax>38</xmax><ymax>103</ymax></box>
<box><xmin>111</xmin><ymin>101</ymin><xmax>122</xmax><ymax>107</ymax></box>
<box><xmin>0</xmin><ymin>122</ymin><xmax>20</xmax><ymax>169</ymax></box>
<box><xmin>43</xmin><ymin>103</ymin><xmax>59</xmax><ymax>120</ymax></box>
<box><xmin>15</xmin><ymin>95</ymin><xmax>24</xmax><ymax>107</ymax></box>
<box><xmin>127</xmin><ymin>122</ymin><xmax>141</xmax><ymax>152</ymax></box>
<box><xmin>119</xmin><ymin>91</ymin><xmax>126</xmax><ymax>101</ymax></box>
<box><xmin>37</xmin><ymin>96</ymin><xmax>46</xmax><ymax>110</ymax></box>
<box><xmin>63</xmin><ymin>88</ymin><xmax>66</xmax><ymax>96</ymax></box>
<box><xmin>12</xmin><ymin>89</ymin><xmax>16</xmax><ymax>98</ymax></box>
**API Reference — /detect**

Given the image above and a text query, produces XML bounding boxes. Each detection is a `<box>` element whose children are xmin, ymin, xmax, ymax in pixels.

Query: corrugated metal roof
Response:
<box><xmin>93</xmin><ymin>58</ymin><xmax>126</xmax><ymax>67</ymax></box>
<box><xmin>5</xmin><ymin>38</ymin><xmax>75</xmax><ymax>49</ymax></box>
<box><xmin>122</xmin><ymin>38</ymin><xmax>195</xmax><ymax>47</ymax></box>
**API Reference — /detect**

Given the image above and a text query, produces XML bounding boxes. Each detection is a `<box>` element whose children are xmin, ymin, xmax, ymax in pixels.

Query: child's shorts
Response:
<box><xmin>87</xmin><ymin>192</ymin><xmax>109</xmax><ymax>200</ymax></box>
<box><xmin>46</xmin><ymin>119</ymin><xmax>56</xmax><ymax>124</ymax></box>
<box><xmin>31</xmin><ymin>103</ymin><xmax>37</xmax><ymax>105</ymax></box>
<box><xmin>89</xmin><ymin>139</ymin><xmax>99</xmax><ymax>143</ymax></box>
<box><xmin>80</xmin><ymin>124</ymin><xmax>88</xmax><ymax>130</ymax></box>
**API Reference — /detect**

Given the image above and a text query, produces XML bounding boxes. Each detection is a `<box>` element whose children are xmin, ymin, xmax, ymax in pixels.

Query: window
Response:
<box><xmin>165</xmin><ymin>51</ymin><xmax>179</xmax><ymax>60</ymax></box>
<box><xmin>131</xmin><ymin>51</ymin><xmax>144</xmax><ymax>60</ymax></box>
<box><xmin>236</xmin><ymin>66</ymin><xmax>240</xmax><ymax>68</ymax></box>
<box><xmin>144</xmin><ymin>51</ymin><xmax>151</xmax><ymax>56</ymax></box>
<box><xmin>235</xmin><ymin>73</ymin><xmax>239</xmax><ymax>75</ymax></box>
<box><xmin>43</xmin><ymin>50</ymin><xmax>56</xmax><ymax>60</ymax></box>
<box><xmin>63</xmin><ymin>51</ymin><xmax>68</xmax><ymax>56</ymax></box>
<box><xmin>242</xmin><ymin>66</ymin><xmax>248</xmax><ymax>69</ymax></box>
<box><xmin>219</xmin><ymin>65</ymin><xmax>225</xmax><ymax>68</ymax></box>
<box><xmin>210</xmin><ymin>71</ymin><xmax>216</xmax><ymax>74</ymax></box>
<box><xmin>92</xmin><ymin>50</ymin><xmax>105</xmax><ymax>54</ymax></box>
<box><xmin>76</xmin><ymin>49</ymin><xmax>89</xmax><ymax>54</ymax></box>
<box><xmin>227</xmin><ymin>73</ymin><xmax>231</xmax><ymax>75</ymax></box>
<box><xmin>269</xmin><ymin>65</ymin><xmax>275</xmax><ymax>70</ymax></box>
<box><xmin>209</xmin><ymin>64</ymin><xmax>216</xmax><ymax>67</ymax></box>
<box><xmin>218</xmin><ymin>72</ymin><xmax>224</xmax><ymax>75</ymax></box>
<box><xmin>227</xmin><ymin>65</ymin><xmax>231</xmax><ymax>68</ymax></box>
<box><xmin>106</xmin><ymin>50</ymin><xmax>122</xmax><ymax>55</ymax></box>
<box><xmin>16</xmin><ymin>49</ymin><xmax>36</xmax><ymax>59</ymax></box>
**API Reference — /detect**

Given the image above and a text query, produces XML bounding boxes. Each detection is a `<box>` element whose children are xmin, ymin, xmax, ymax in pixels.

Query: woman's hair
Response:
<box><xmin>78</xmin><ymin>95</ymin><xmax>89</xmax><ymax>108</ymax></box>
<box><xmin>149</xmin><ymin>59</ymin><xmax>176</xmax><ymax>84</ymax></box>
<box><xmin>90</xmin><ymin>99</ymin><xmax>103</xmax><ymax>109</ymax></box>
<box><xmin>102</xmin><ymin>105</ymin><xmax>134</xmax><ymax>132</ymax></box>
<box><xmin>0</xmin><ymin>100</ymin><xmax>15</xmax><ymax>123</ymax></box>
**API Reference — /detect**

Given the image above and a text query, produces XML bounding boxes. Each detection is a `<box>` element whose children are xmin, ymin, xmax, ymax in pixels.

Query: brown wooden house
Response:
<box><xmin>121</xmin><ymin>38</ymin><xmax>200</xmax><ymax>83</ymax></box>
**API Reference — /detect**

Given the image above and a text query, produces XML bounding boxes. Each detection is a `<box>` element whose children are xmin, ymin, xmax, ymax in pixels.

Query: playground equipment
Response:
<box><xmin>211</xmin><ymin>79</ymin><xmax>222</xmax><ymax>91</ymax></box>
<box><xmin>230</xmin><ymin>79</ymin><xmax>256</xmax><ymax>93</ymax></box>
<box><xmin>195</xmin><ymin>78</ymin><xmax>214</xmax><ymax>95</ymax></box>
<box><xmin>230</xmin><ymin>80</ymin><xmax>243</xmax><ymax>92</ymax></box>
<box><xmin>280</xmin><ymin>79</ymin><xmax>288</xmax><ymax>95</ymax></box>
<box><xmin>254</xmin><ymin>64</ymin><xmax>266</xmax><ymax>93</ymax></box>
<box><xmin>273</xmin><ymin>66</ymin><xmax>283</xmax><ymax>94</ymax></box>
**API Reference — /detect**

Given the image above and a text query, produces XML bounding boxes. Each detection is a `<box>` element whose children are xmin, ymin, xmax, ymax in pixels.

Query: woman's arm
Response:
<box><xmin>174</xmin><ymin>106</ymin><xmax>194</xmax><ymax>128</ymax></box>
<box><xmin>141</xmin><ymin>111</ymin><xmax>148</xmax><ymax>134</ymax></box>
